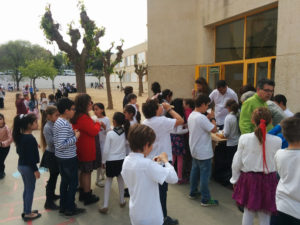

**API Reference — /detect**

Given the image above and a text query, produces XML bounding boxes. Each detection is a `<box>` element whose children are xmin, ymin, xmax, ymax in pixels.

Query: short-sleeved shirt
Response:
<box><xmin>275</xmin><ymin>149</ymin><xmax>300</xmax><ymax>219</ymax></box>
<box><xmin>143</xmin><ymin>116</ymin><xmax>176</xmax><ymax>161</ymax></box>
<box><xmin>121</xmin><ymin>152</ymin><xmax>173</xmax><ymax>225</ymax></box>
<box><xmin>209</xmin><ymin>87</ymin><xmax>238</xmax><ymax>126</ymax></box>
<box><xmin>188</xmin><ymin>111</ymin><xmax>214</xmax><ymax>160</ymax></box>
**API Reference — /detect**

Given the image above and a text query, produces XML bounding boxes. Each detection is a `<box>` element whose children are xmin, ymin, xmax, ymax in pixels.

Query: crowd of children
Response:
<box><xmin>0</xmin><ymin>79</ymin><xmax>298</xmax><ymax>225</ymax></box>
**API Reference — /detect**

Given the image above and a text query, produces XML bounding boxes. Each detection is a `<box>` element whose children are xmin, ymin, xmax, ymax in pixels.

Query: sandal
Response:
<box><xmin>22</xmin><ymin>213</ymin><xmax>41</xmax><ymax>221</ymax></box>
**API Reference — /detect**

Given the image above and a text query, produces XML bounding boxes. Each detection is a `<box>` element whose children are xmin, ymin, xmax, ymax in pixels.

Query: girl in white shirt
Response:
<box><xmin>222</xmin><ymin>99</ymin><xmax>240</xmax><ymax>184</ymax></box>
<box><xmin>230</xmin><ymin>107</ymin><xmax>282</xmax><ymax>225</ymax></box>
<box><xmin>92</xmin><ymin>103</ymin><xmax>111</xmax><ymax>187</ymax></box>
<box><xmin>121</xmin><ymin>124</ymin><xmax>178</xmax><ymax>225</ymax></box>
<box><xmin>99</xmin><ymin>112</ymin><xmax>129</xmax><ymax>214</ymax></box>
<box><xmin>124</xmin><ymin>104</ymin><xmax>138</xmax><ymax>126</ymax></box>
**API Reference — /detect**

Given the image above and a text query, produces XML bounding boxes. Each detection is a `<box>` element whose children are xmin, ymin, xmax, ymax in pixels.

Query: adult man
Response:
<box><xmin>239</xmin><ymin>78</ymin><xmax>275</xmax><ymax>134</ymax></box>
<box><xmin>274</xmin><ymin>94</ymin><xmax>294</xmax><ymax>117</ymax></box>
<box><xmin>209</xmin><ymin>80</ymin><xmax>238</xmax><ymax>129</ymax></box>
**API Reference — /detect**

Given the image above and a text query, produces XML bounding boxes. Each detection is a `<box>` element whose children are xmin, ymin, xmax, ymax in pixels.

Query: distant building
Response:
<box><xmin>112</xmin><ymin>42</ymin><xmax>147</xmax><ymax>83</ymax></box>
<box><xmin>147</xmin><ymin>0</ymin><xmax>300</xmax><ymax>112</ymax></box>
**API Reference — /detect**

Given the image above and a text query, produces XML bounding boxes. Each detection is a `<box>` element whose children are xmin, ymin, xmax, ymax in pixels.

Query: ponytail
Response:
<box><xmin>13</xmin><ymin>113</ymin><xmax>37</xmax><ymax>147</ymax></box>
<box><xmin>113</xmin><ymin>112</ymin><xmax>130</xmax><ymax>139</ymax></box>
<box><xmin>252</xmin><ymin>107</ymin><xmax>272</xmax><ymax>173</ymax></box>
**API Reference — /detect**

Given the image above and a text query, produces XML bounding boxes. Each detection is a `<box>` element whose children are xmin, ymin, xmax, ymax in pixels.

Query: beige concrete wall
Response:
<box><xmin>203</xmin><ymin>0</ymin><xmax>277</xmax><ymax>26</ymax></box>
<box><xmin>275</xmin><ymin>0</ymin><xmax>300</xmax><ymax>112</ymax></box>
<box><xmin>147</xmin><ymin>0</ymin><xmax>214</xmax><ymax>98</ymax></box>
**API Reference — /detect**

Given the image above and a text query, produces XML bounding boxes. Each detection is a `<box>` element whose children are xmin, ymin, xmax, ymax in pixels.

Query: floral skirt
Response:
<box><xmin>171</xmin><ymin>134</ymin><xmax>186</xmax><ymax>156</ymax></box>
<box><xmin>232</xmin><ymin>171</ymin><xmax>278</xmax><ymax>213</ymax></box>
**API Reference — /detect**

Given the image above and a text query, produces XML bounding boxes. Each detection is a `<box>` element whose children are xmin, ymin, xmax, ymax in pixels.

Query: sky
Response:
<box><xmin>0</xmin><ymin>0</ymin><xmax>147</xmax><ymax>54</ymax></box>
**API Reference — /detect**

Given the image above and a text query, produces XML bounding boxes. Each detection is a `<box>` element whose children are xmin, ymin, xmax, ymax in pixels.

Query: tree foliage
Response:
<box><xmin>0</xmin><ymin>40</ymin><xmax>51</xmax><ymax>90</ymax></box>
<box><xmin>40</xmin><ymin>3</ymin><xmax>105</xmax><ymax>93</ymax></box>
<box><xmin>19</xmin><ymin>58</ymin><xmax>57</xmax><ymax>92</ymax></box>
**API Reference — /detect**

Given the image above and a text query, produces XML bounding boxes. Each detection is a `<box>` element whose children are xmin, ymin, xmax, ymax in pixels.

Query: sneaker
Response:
<box><xmin>98</xmin><ymin>207</ymin><xmax>108</xmax><ymax>214</ymax></box>
<box><xmin>163</xmin><ymin>216</ymin><xmax>179</xmax><ymax>225</ymax></box>
<box><xmin>188</xmin><ymin>194</ymin><xmax>197</xmax><ymax>200</ymax></box>
<box><xmin>64</xmin><ymin>207</ymin><xmax>86</xmax><ymax>216</ymax></box>
<box><xmin>83</xmin><ymin>191</ymin><xmax>99</xmax><ymax>205</ymax></box>
<box><xmin>0</xmin><ymin>172</ymin><xmax>5</xmax><ymax>179</ymax></box>
<box><xmin>95</xmin><ymin>180</ymin><xmax>105</xmax><ymax>188</ymax></box>
<box><xmin>120</xmin><ymin>201</ymin><xmax>126</xmax><ymax>208</ymax></box>
<box><xmin>201</xmin><ymin>199</ymin><xmax>219</xmax><ymax>207</ymax></box>
<box><xmin>44</xmin><ymin>201</ymin><xmax>59</xmax><ymax>210</ymax></box>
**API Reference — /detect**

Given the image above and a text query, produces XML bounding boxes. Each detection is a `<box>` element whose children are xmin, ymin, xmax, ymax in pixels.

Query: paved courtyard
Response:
<box><xmin>0</xmin><ymin>130</ymin><xmax>249</xmax><ymax>225</ymax></box>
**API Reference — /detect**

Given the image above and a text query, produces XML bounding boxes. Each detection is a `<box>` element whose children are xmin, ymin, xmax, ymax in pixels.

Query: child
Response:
<box><xmin>142</xmin><ymin>99</ymin><xmax>184</xmax><ymax>224</ymax></box>
<box><xmin>12</xmin><ymin>113</ymin><xmax>41</xmax><ymax>221</ymax></box>
<box><xmin>71</xmin><ymin>94</ymin><xmax>101</xmax><ymax>205</ymax></box>
<box><xmin>53</xmin><ymin>98</ymin><xmax>85</xmax><ymax>216</ymax></box>
<box><xmin>123</xmin><ymin>86</ymin><xmax>133</xmax><ymax>108</ymax></box>
<box><xmin>99</xmin><ymin>112</ymin><xmax>129</xmax><ymax>214</ymax></box>
<box><xmin>39</xmin><ymin>92</ymin><xmax>48</xmax><ymax>115</ymax></box>
<box><xmin>0</xmin><ymin>113</ymin><xmax>13</xmax><ymax>179</ymax></box>
<box><xmin>222</xmin><ymin>99</ymin><xmax>240</xmax><ymax>184</ymax></box>
<box><xmin>170</xmin><ymin>99</ymin><xmax>188</xmax><ymax>184</ymax></box>
<box><xmin>127</xmin><ymin>93</ymin><xmax>140</xmax><ymax>124</ymax></box>
<box><xmin>188</xmin><ymin>95</ymin><xmax>218</xmax><ymax>205</ymax></box>
<box><xmin>40</xmin><ymin>106</ymin><xmax>60</xmax><ymax>210</ymax></box>
<box><xmin>92</xmin><ymin>103</ymin><xmax>111</xmax><ymax>187</ymax></box>
<box><xmin>124</xmin><ymin>104</ymin><xmax>138</xmax><ymax>125</ymax></box>
<box><xmin>230</xmin><ymin>107</ymin><xmax>282</xmax><ymax>225</ymax></box>
<box><xmin>183</xmin><ymin>98</ymin><xmax>194</xmax><ymax>121</ymax></box>
<box><xmin>28</xmin><ymin>93</ymin><xmax>39</xmax><ymax>119</ymax></box>
<box><xmin>23</xmin><ymin>94</ymin><xmax>30</xmax><ymax>111</ymax></box>
<box><xmin>274</xmin><ymin>117</ymin><xmax>300</xmax><ymax>224</ymax></box>
<box><xmin>48</xmin><ymin>94</ymin><xmax>56</xmax><ymax>106</ymax></box>
<box><xmin>121</xmin><ymin>124</ymin><xmax>178</xmax><ymax>225</ymax></box>
<box><xmin>15</xmin><ymin>93</ymin><xmax>27</xmax><ymax>115</ymax></box>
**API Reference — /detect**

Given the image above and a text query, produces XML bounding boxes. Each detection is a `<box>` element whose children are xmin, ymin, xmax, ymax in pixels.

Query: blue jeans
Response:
<box><xmin>57</xmin><ymin>157</ymin><xmax>78</xmax><ymax>211</ymax></box>
<box><xmin>18</xmin><ymin>165</ymin><xmax>36</xmax><ymax>214</ymax></box>
<box><xmin>189</xmin><ymin>158</ymin><xmax>212</xmax><ymax>201</ymax></box>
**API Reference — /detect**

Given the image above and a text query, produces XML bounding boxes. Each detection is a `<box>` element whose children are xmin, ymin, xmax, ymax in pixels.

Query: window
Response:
<box><xmin>246</xmin><ymin>8</ymin><xmax>277</xmax><ymax>59</ymax></box>
<box><xmin>138</xmin><ymin>52</ymin><xmax>146</xmax><ymax>64</ymax></box>
<box><xmin>216</xmin><ymin>19</ymin><xmax>244</xmax><ymax>62</ymax></box>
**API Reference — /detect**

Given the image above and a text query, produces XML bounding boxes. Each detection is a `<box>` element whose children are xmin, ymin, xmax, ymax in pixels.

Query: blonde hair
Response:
<box><xmin>40</xmin><ymin>106</ymin><xmax>58</xmax><ymax>151</ymax></box>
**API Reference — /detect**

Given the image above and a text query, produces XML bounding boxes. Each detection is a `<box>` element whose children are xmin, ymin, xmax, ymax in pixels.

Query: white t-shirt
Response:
<box><xmin>102</xmin><ymin>129</ymin><xmax>126</xmax><ymax>163</ymax></box>
<box><xmin>284</xmin><ymin>108</ymin><xmax>294</xmax><ymax>117</ymax></box>
<box><xmin>39</xmin><ymin>98</ymin><xmax>48</xmax><ymax>111</ymax></box>
<box><xmin>121</xmin><ymin>152</ymin><xmax>178</xmax><ymax>225</ymax></box>
<box><xmin>143</xmin><ymin>116</ymin><xmax>176</xmax><ymax>161</ymax></box>
<box><xmin>209</xmin><ymin>87</ymin><xmax>238</xmax><ymax>126</ymax></box>
<box><xmin>230</xmin><ymin>133</ymin><xmax>282</xmax><ymax>184</ymax></box>
<box><xmin>188</xmin><ymin>111</ymin><xmax>214</xmax><ymax>160</ymax></box>
<box><xmin>92</xmin><ymin>116</ymin><xmax>111</xmax><ymax>153</ymax></box>
<box><xmin>275</xmin><ymin>149</ymin><xmax>300</xmax><ymax>219</ymax></box>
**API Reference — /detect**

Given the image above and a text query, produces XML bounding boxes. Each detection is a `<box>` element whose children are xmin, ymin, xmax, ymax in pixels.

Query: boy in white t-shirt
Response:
<box><xmin>274</xmin><ymin>117</ymin><xmax>300</xmax><ymax>224</ymax></box>
<box><xmin>142</xmin><ymin>99</ymin><xmax>184</xmax><ymax>225</ymax></box>
<box><xmin>121</xmin><ymin>124</ymin><xmax>178</xmax><ymax>225</ymax></box>
<box><xmin>188</xmin><ymin>94</ymin><xmax>218</xmax><ymax>206</ymax></box>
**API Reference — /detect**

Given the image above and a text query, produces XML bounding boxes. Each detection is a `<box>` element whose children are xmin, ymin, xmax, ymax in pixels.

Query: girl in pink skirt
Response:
<box><xmin>230</xmin><ymin>107</ymin><xmax>282</xmax><ymax>225</ymax></box>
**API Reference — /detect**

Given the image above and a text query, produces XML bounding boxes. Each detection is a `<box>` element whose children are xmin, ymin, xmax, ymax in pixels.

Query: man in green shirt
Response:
<box><xmin>239</xmin><ymin>79</ymin><xmax>275</xmax><ymax>134</ymax></box>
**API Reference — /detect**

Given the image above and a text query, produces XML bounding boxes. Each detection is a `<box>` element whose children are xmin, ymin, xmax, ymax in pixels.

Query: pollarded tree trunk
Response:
<box><xmin>52</xmin><ymin>79</ymin><xmax>55</xmax><ymax>93</ymax></box>
<box><xmin>74</xmin><ymin>65</ymin><xmax>86</xmax><ymax>93</ymax></box>
<box><xmin>138</xmin><ymin>74</ymin><xmax>144</xmax><ymax>97</ymax></box>
<box><xmin>33</xmin><ymin>78</ymin><xmax>36</xmax><ymax>93</ymax></box>
<box><xmin>105</xmin><ymin>73</ymin><xmax>113</xmax><ymax>109</ymax></box>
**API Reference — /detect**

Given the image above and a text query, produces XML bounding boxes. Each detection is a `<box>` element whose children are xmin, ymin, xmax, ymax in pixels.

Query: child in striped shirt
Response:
<box><xmin>53</xmin><ymin>98</ymin><xmax>85</xmax><ymax>216</ymax></box>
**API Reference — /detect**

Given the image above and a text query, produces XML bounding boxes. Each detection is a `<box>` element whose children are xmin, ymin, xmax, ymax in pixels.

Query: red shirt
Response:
<box><xmin>72</xmin><ymin>114</ymin><xmax>101</xmax><ymax>162</ymax></box>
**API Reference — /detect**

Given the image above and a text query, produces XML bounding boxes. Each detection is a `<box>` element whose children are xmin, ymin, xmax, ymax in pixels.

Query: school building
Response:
<box><xmin>147</xmin><ymin>0</ymin><xmax>300</xmax><ymax>112</ymax></box>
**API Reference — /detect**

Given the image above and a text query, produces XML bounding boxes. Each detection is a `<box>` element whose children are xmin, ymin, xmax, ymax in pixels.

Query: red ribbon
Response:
<box><xmin>259</xmin><ymin>119</ymin><xmax>269</xmax><ymax>173</ymax></box>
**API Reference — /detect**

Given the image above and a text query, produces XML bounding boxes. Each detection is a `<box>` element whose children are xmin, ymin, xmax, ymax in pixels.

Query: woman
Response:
<box><xmin>71</xmin><ymin>94</ymin><xmax>102</xmax><ymax>205</ymax></box>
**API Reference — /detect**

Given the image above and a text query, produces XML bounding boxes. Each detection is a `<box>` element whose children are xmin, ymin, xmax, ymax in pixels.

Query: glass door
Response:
<box><xmin>208</xmin><ymin>66</ymin><xmax>220</xmax><ymax>90</ymax></box>
<box><xmin>223</xmin><ymin>64</ymin><xmax>244</xmax><ymax>94</ymax></box>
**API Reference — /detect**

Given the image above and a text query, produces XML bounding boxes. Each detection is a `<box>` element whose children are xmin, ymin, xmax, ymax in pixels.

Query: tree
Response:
<box><xmin>19</xmin><ymin>59</ymin><xmax>57</xmax><ymax>92</ymax></box>
<box><xmin>134</xmin><ymin>63</ymin><xmax>148</xmax><ymax>97</ymax></box>
<box><xmin>41</xmin><ymin>3</ymin><xmax>105</xmax><ymax>93</ymax></box>
<box><xmin>0</xmin><ymin>40</ymin><xmax>51</xmax><ymax>90</ymax></box>
<box><xmin>115</xmin><ymin>70</ymin><xmax>125</xmax><ymax>91</ymax></box>
<box><xmin>89</xmin><ymin>57</ymin><xmax>104</xmax><ymax>85</ymax></box>
<box><xmin>98</xmin><ymin>41</ymin><xmax>124</xmax><ymax>109</ymax></box>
